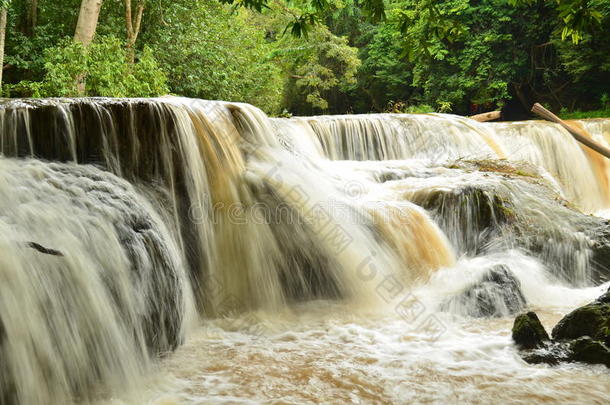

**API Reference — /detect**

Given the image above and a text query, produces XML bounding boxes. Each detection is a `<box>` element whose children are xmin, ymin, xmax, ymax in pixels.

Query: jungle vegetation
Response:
<box><xmin>0</xmin><ymin>0</ymin><xmax>608</xmax><ymax>117</ymax></box>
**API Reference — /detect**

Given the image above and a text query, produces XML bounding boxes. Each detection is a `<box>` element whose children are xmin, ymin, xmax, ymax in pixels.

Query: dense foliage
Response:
<box><xmin>0</xmin><ymin>0</ymin><xmax>608</xmax><ymax>116</ymax></box>
<box><xmin>9</xmin><ymin>35</ymin><xmax>167</xmax><ymax>97</ymax></box>
<box><xmin>145</xmin><ymin>2</ymin><xmax>283</xmax><ymax>112</ymax></box>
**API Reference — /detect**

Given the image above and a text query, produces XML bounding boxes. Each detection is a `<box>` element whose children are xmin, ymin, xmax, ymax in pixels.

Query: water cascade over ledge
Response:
<box><xmin>0</xmin><ymin>97</ymin><xmax>609</xmax><ymax>404</ymax></box>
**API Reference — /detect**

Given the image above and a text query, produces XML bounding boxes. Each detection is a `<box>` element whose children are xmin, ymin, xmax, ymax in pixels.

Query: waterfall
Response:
<box><xmin>0</xmin><ymin>158</ymin><xmax>192</xmax><ymax>404</ymax></box>
<box><xmin>0</xmin><ymin>97</ymin><xmax>609</xmax><ymax>403</ymax></box>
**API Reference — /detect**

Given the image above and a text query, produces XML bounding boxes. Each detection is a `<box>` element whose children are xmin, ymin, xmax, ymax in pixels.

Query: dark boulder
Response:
<box><xmin>568</xmin><ymin>337</ymin><xmax>610</xmax><ymax>368</ymax></box>
<box><xmin>519</xmin><ymin>338</ymin><xmax>610</xmax><ymax>368</ymax></box>
<box><xmin>512</xmin><ymin>311</ymin><xmax>550</xmax><ymax>349</ymax></box>
<box><xmin>443</xmin><ymin>265</ymin><xmax>526</xmax><ymax>317</ymax></box>
<box><xmin>551</xmin><ymin>298</ymin><xmax>610</xmax><ymax>345</ymax></box>
<box><xmin>513</xmin><ymin>288</ymin><xmax>610</xmax><ymax>368</ymax></box>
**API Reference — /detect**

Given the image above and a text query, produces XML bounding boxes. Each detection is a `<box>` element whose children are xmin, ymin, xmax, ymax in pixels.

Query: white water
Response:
<box><xmin>0</xmin><ymin>98</ymin><xmax>609</xmax><ymax>404</ymax></box>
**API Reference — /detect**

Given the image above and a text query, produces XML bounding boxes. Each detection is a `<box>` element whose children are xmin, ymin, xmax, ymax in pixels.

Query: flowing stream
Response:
<box><xmin>0</xmin><ymin>97</ymin><xmax>608</xmax><ymax>404</ymax></box>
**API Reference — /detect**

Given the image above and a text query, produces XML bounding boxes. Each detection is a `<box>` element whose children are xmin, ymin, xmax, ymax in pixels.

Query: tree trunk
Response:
<box><xmin>125</xmin><ymin>0</ymin><xmax>144</xmax><ymax>64</ymax></box>
<box><xmin>512</xmin><ymin>83</ymin><xmax>530</xmax><ymax>112</ymax></box>
<box><xmin>74</xmin><ymin>0</ymin><xmax>103</xmax><ymax>47</ymax></box>
<box><xmin>469</xmin><ymin>111</ymin><xmax>501</xmax><ymax>122</ymax></box>
<box><xmin>531</xmin><ymin>103</ymin><xmax>610</xmax><ymax>160</ymax></box>
<box><xmin>74</xmin><ymin>0</ymin><xmax>103</xmax><ymax>95</ymax></box>
<box><xmin>27</xmin><ymin>0</ymin><xmax>37</xmax><ymax>35</ymax></box>
<box><xmin>0</xmin><ymin>7</ymin><xmax>7</xmax><ymax>92</ymax></box>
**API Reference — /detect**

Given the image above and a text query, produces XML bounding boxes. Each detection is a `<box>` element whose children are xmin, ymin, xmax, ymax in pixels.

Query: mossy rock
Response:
<box><xmin>512</xmin><ymin>311</ymin><xmax>550</xmax><ymax>349</ymax></box>
<box><xmin>569</xmin><ymin>337</ymin><xmax>610</xmax><ymax>368</ymax></box>
<box><xmin>551</xmin><ymin>301</ymin><xmax>610</xmax><ymax>344</ymax></box>
<box><xmin>446</xmin><ymin>159</ymin><xmax>543</xmax><ymax>180</ymax></box>
<box><xmin>514</xmin><ymin>289</ymin><xmax>610</xmax><ymax>368</ymax></box>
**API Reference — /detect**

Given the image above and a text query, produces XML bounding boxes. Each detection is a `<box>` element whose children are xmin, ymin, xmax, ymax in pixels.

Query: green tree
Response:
<box><xmin>0</xmin><ymin>1</ymin><xmax>9</xmax><ymax>90</ymax></box>
<box><xmin>124</xmin><ymin>0</ymin><xmax>144</xmax><ymax>64</ymax></box>
<box><xmin>509</xmin><ymin>0</ymin><xmax>605</xmax><ymax>43</ymax></box>
<box><xmin>273</xmin><ymin>24</ymin><xmax>360</xmax><ymax>113</ymax></box>
<box><xmin>144</xmin><ymin>1</ymin><xmax>283</xmax><ymax>113</ymax></box>
<box><xmin>260</xmin><ymin>0</ymin><xmax>361</xmax><ymax>114</ymax></box>
<box><xmin>11</xmin><ymin>35</ymin><xmax>167</xmax><ymax>97</ymax></box>
<box><xmin>552</xmin><ymin>0</ymin><xmax>610</xmax><ymax>110</ymax></box>
<box><xmin>356</xmin><ymin>22</ymin><xmax>414</xmax><ymax>112</ymax></box>
<box><xmin>1</xmin><ymin>0</ymin><xmax>608</xmax><ymax>114</ymax></box>
<box><xmin>384</xmin><ymin>0</ymin><xmax>558</xmax><ymax>113</ymax></box>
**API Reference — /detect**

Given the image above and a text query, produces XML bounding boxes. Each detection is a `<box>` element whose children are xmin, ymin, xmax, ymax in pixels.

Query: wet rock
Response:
<box><xmin>590</xmin><ymin>229</ymin><xmax>610</xmax><ymax>284</ymax></box>
<box><xmin>513</xmin><ymin>288</ymin><xmax>610</xmax><ymax>368</ymax></box>
<box><xmin>596</xmin><ymin>287</ymin><xmax>610</xmax><ymax>304</ymax></box>
<box><xmin>26</xmin><ymin>241</ymin><xmax>64</xmax><ymax>256</ymax></box>
<box><xmin>512</xmin><ymin>311</ymin><xmax>550</xmax><ymax>349</ymax></box>
<box><xmin>443</xmin><ymin>265</ymin><xmax>526</xmax><ymax>317</ymax></box>
<box><xmin>411</xmin><ymin>167</ymin><xmax>610</xmax><ymax>286</ymax></box>
<box><xmin>520</xmin><ymin>341</ymin><xmax>571</xmax><ymax>365</ymax></box>
<box><xmin>551</xmin><ymin>297</ymin><xmax>610</xmax><ymax>345</ymax></box>
<box><xmin>519</xmin><ymin>338</ymin><xmax>610</xmax><ymax>368</ymax></box>
<box><xmin>568</xmin><ymin>337</ymin><xmax>610</xmax><ymax>367</ymax></box>
<box><xmin>0</xmin><ymin>160</ymin><xmax>187</xmax><ymax>403</ymax></box>
<box><xmin>376</xmin><ymin>171</ymin><xmax>405</xmax><ymax>183</ymax></box>
<box><xmin>412</xmin><ymin>186</ymin><xmax>514</xmax><ymax>256</ymax></box>
<box><xmin>254</xmin><ymin>186</ymin><xmax>343</xmax><ymax>301</ymax></box>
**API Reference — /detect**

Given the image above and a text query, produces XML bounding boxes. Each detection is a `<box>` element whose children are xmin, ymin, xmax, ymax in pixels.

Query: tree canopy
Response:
<box><xmin>0</xmin><ymin>0</ymin><xmax>608</xmax><ymax>116</ymax></box>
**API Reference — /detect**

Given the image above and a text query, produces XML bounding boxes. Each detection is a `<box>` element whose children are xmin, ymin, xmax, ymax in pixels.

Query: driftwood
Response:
<box><xmin>469</xmin><ymin>111</ymin><xmax>501</xmax><ymax>122</ymax></box>
<box><xmin>531</xmin><ymin>103</ymin><xmax>610</xmax><ymax>160</ymax></box>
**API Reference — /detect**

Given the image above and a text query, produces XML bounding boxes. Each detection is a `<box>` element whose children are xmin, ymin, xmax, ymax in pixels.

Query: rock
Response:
<box><xmin>412</xmin><ymin>186</ymin><xmax>514</xmax><ymax>256</ymax></box>
<box><xmin>590</xmin><ymin>250</ymin><xmax>610</xmax><ymax>284</ymax></box>
<box><xmin>411</xmin><ymin>173</ymin><xmax>610</xmax><ymax>286</ymax></box>
<box><xmin>443</xmin><ymin>265</ymin><xmax>526</xmax><ymax>317</ymax></box>
<box><xmin>551</xmin><ymin>299</ymin><xmax>610</xmax><ymax>345</ymax></box>
<box><xmin>585</xmin><ymin>218</ymin><xmax>610</xmax><ymax>285</ymax></box>
<box><xmin>520</xmin><ymin>341</ymin><xmax>571</xmax><ymax>365</ymax></box>
<box><xmin>595</xmin><ymin>286</ymin><xmax>610</xmax><ymax>304</ymax></box>
<box><xmin>26</xmin><ymin>241</ymin><xmax>64</xmax><ymax>256</ymax></box>
<box><xmin>376</xmin><ymin>171</ymin><xmax>406</xmax><ymax>183</ymax></box>
<box><xmin>519</xmin><ymin>338</ymin><xmax>610</xmax><ymax>368</ymax></box>
<box><xmin>513</xmin><ymin>289</ymin><xmax>610</xmax><ymax>368</ymax></box>
<box><xmin>569</xmin><ymin>337</ymin><xmax>610</xmax><ymax>367</ymax></box>
<box><xmin>512</xmin><ymin>311</ymin><xmax>550</xmax><ymax>349</ymax></box>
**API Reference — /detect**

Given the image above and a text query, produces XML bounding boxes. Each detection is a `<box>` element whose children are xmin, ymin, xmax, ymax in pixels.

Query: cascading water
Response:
<box><xmin>0</xmin><ymin>158</ymin><xmax>192</xmax><ymax>404</ymax></box>
<box><xmin>0</xmin><ymin>97</ymin><xmax>609</xmax><ymax>404</ymax></box>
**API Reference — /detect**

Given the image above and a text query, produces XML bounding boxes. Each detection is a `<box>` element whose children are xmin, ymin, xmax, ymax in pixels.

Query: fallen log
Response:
<box><xmin>469</xmin><ymin>111</ymin><xmax>501</xmax><ymax>122</ymax></box>
<box><xmin>531</xmin><ymin>103</ymin><xmax>610</xmax><ymax>160</ymax></box>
